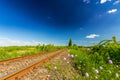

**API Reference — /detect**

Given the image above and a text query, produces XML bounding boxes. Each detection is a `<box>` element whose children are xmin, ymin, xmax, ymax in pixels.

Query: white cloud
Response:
<box><xmin>100</xmin><ymin>0</ymin><xmax>111</xmax><ymax>4</ymax></box>
<box><xmin>100</xmin><ymin>0</ymin><xmax>107</xmax><ymax>4</ymax></box>
<box><xmin>86</xmin><ymin>34</ymin><xmax>100</xmax><ymax>39</ymax></box>
<box><xmin>113</xmin><ymin>0</ymin><xmax>120</xmax><ymax>5</ymax></box>
<box><xmin>0</xmin><ymin>38</ymin><xmax>41</xmax><ymax>46</ymax></box>
<box><xmin>107</xmin><ymin>9</ymin><xmax>117</xmax><ymax>14</ymax></box>
<box><xmin>83</xmin><ymin>0</ymin><xmax>90</xmax><ymax>4</ymax></box>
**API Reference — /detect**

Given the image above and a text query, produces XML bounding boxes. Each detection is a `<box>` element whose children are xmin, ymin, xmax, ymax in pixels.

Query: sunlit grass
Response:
<box><xmin>69</xmin><ymin>48</ymin><xmax>120</xmax><ymax>80</ymax></box>
<box><xmin>0</xmin><ymin>45</ymin><xmax>64</xmax><ymax>60</ymax></box>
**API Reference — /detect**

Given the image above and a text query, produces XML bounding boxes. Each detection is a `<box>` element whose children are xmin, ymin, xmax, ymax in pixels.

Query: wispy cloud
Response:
<box><xmin>83</xmin><ymin>0</ymin><xmax>90</xmax><ymax>4</ymax></box>
<box><xmin>100</xmin><ymin>0</ymin><xmax>111</xmax><ymax>4</ymax></box>
<box><xmin>96</xmin><ymin>1</ymin><xmax>99</xmax><ymax>4</ymax></box>
<box><xmin>0</xmin><ymin>38</ymin><xmax>41</xmax><ymax>46</ymax></box>
<box><xmin>80</xmin><ymin>27</ymin><xmax>83</xmax><ymax>30</ymax></box>
<box><xmin>86</xmin><ymin>34</ymin><xmax>100</xmax><ymax>39</ymax></box>
<box><xmin>113</xmin><ymin>0</ymin><xmax>120</xmax><ymax>5</ymax></box>
<box><xmin>107</xmin><ymin>9</ymin><xmax>117</xmax><ymax>14</ymax></box>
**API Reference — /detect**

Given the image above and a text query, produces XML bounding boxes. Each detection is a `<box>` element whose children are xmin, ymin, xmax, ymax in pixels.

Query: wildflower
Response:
<box><xmin>63</xmin><ymin>57</ymin><xmax>67</xmax><ymax>60</ymax></box>
<box><xmin>108</xmin><ymin>60</ymin><xmax>113</xmax><ymax>64</ymax></box>
<box><xmin>115</xmin><ymin>73</ymin><xmax>119</xmax><ymax>78</ymax></box>
<box><xmin>94</xmin><ymin>69</ymin><xmax>99</xmax><ymax>74</ymax></box>
<box><xmin>85</xmin><ymin>72</ymin><xmax>89</xmax><ymax>77</ymax></box>
<box><xmin>99</xmin><ymin>66</ymin><xmax>103</xmax><ymax>70</ymax></box>
<box><xmin>71</xmin><ymin>54</ymin><xmax>74</xmax><ymax>58</ymax></box>
<box><xmin>67</xmin><ymin>61</ymin><xmax>69</xmax><ymax>64</ymax></box>
<box><xmin>54</xmin><ymin>66</ymin><xmax>57</xmax><ymax>70</ymax></box>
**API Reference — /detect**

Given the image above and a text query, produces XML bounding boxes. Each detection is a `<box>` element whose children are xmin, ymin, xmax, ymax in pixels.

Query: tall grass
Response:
<box><xmin>0</xmin><ymin>44</ymin><xmax>64</xmax><ymax>60</ymax></box>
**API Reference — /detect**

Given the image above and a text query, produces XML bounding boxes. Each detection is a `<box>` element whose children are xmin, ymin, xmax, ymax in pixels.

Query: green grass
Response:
<box><xmin>68</xmin><ymin>36</ymin><xmax>120</xmax><ymax>80</ymax></box>
<box><xmin>70</xmin><ymin>48</ymin><xmax>120</xmax><ymax>80</ymax></box>
<box><xmin>0</xmin><ymin>44</ymin><xmax>64</xmax><ymax>60</ymax></box>
<box><xmin>69</xmin><ymin>36</ymin><xmax>120</xmax><ymax>80</ymax></box>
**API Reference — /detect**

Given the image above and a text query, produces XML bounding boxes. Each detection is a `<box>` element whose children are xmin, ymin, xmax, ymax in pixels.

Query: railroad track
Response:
<box><xmin>0</xmin><ymin>50</ymin><xmax>61</xmax><ymax>77</ymax></box>
<box><xmin>0</xmin><ymin>49</ymin><xmax>67</xmax><ymax>80</ymax></box>
<box><xmin>0</xmin><ymin>50</ymin><xmax>57</xmax><ymax>65</ymax></box>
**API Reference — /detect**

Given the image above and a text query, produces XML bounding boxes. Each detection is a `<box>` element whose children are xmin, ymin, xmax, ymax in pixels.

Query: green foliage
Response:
<box><xmin>69</xmin><ymin>36</ymin><xmax>120</xmax><ymax>80</ymax></box>
<box><xmin>70</xmin><ymin>48</ymin><xmax>120</xmax><ymax>80</ymax></box>
<box><xmin>91</xmin><ymin>36</ymin><xmax>120</xmax><ymax>65</ymax></box>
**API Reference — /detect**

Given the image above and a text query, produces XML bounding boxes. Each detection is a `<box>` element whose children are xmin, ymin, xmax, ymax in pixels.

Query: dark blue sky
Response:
<box><xmin>0</xmin><ymin>0</ymin><xmax>120</xmax><ymax>46</ymax></box>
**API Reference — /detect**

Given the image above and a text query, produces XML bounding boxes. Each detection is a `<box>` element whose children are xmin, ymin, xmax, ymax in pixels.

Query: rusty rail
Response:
<box><xmin>0</xmin><ymin>49</ymin><xmax>67</xmax><ymax>80</ymax></box>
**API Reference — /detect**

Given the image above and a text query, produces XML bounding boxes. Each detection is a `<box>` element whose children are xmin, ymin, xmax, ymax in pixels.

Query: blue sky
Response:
<box><xmin>0</xmin><ymin>0</ymin><xmax>120</xmax><ymax>46</ymax></box>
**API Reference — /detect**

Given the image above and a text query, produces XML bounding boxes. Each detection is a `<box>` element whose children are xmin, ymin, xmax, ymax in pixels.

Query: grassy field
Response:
<box><xmin>0</xmin><ymin>44</ymin><xmax>64</xmax><ymax>60</ymax></box>
<box><xmin>69</xmin><ymin>36</ymin><xmax>120</xmax><ymax>80</ymax></box>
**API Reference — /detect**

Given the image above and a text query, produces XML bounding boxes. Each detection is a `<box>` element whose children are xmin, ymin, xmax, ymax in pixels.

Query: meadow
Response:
<box><xmin>69</xmin><ymin>36</ymin><xmax>120</xmax><ymax>80</ymax></box>
<box><xmin>0</xmin><ymin>44</ymin><xmax>64</xmax><ymax>60</ymax></box>
<box><xmin>0</xmin><ymin>36</ymin><xmax>120</xmax><ymax>79</ymax></box>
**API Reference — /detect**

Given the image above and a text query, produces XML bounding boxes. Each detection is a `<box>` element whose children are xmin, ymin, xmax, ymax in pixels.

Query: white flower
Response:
<box><xmin>67</xmin><ymin>61</ymin><xmax>69</xmax><ymax>64</ymax></box>
<box><xmin>115</xmin><ymin>73</ymin><xmax>119</xmax><ymax>78</ymax></box>
<box><xmin>99</xmin><ymin>66</ymin><xmax>103</xmax><ymax>70</ymax></box>
<box><xmin>63</xmin><ymin>57</ymin><xmax>66</xmax><ymax>60</ymax></box>
<box><xmin>54</xmin><ymin>66</ymin><xmax>57</xmax><ymax>70</ymax></box>
<box><xmin>108</xmin><ymin>60</ymin><xmax>113</xmax><ymax>64</ymax></box>
<box><xmin>94</xmin><ymin>69</ymin><xmax>99</xmax><ymax>74</ymax></box>
<box><xmin>85</xmin><ymin>72</ymin><xmax>89</xmax><ymax>77</ymax></box>
<box><xmin>71</xmin><ymin>54</ymin><xmax>74</xmax><ymax>58</ymax></box>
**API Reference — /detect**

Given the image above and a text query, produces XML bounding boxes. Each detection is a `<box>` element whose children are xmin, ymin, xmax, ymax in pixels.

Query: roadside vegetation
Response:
<box><xmin>0</xmin><ymin>44</ymin><xmax>64</xmax><ymax>60</ymax></box>
<box><xmin>69</xmin><ymin>36</ymin><xmax>120</xmax><ymax>80</ymax></box>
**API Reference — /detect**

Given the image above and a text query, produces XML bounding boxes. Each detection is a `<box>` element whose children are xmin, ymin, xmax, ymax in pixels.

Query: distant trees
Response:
<box><xmin>73</xmin><ymin>44</ymin><xmax>77</xmax><ymax>47</ymax></box>
<box><xmin>68</xmin><ymin>38</ymin><xmax>72</xmax><ymax>47</ymax></box>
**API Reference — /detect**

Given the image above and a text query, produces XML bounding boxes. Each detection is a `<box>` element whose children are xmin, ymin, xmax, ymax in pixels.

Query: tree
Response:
<box><xmin>68</xmin><ymin>38</ymin><xmax>72</xmax><ymax>47</ymax></box>
<box><xmin>112</xmin><ymin>36</ymin><xmax>117</xmax><ymax>44</ymax></box>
